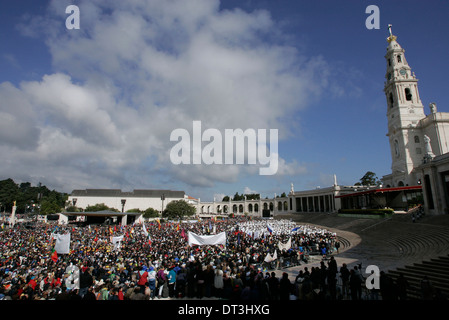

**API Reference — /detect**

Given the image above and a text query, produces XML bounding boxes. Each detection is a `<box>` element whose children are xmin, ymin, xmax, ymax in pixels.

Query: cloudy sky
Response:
<box><xmin>1</xmin><ymin>0</ymin><xmax>448</xmax><ymax>201</ymax></box>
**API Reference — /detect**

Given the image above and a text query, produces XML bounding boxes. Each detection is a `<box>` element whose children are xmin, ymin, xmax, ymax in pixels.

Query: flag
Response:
<box><xmin>142</xmin><ymin>223</ymin><xmax>152</xmax><ymax>245</ymax></box>
<box><xmin>181</xmin><ymin>229</ymin><xmax>187</xmax><ymax>241</ymax></box>
<box><xmin>291</xmin><ymin>227</ymin><xmax>300</xmax><ymax>232</ymax></box>
<box><xmin>267</xmin><ymin>223</ymin><xmax>273</xmax><ymax>235</ymax></box>
<box><xmin>156</xmin><ymin>219</ymin><xmax>161</xmax><ymax>229</ymax></box>
<box><xmin>50</xmin><ymin>249</ymin><xmax>58</xmax><ymax>263</ymax></box>
<box><xmin>142</xmin><ymin>223</ymin><xmax>149</xmax><ymax>236</ymax></box>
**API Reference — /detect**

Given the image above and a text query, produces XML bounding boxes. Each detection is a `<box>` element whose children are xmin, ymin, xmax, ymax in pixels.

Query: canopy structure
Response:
<box><xmin>335</xmin><ymin>186</ymin><xmax>423</xmax><ymax>211</ymax></box>
<box><xmin>56</xmin><ymin>210</ymin><xmax>143</xmax><ymax>226</ymax></box>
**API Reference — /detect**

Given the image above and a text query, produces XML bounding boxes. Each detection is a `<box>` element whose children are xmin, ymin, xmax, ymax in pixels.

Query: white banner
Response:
<box><xmin>53</xmin><ymin>233</ymin><xmax>71</xmax><ymax>254</ymax></box>
<box><xmin>278</xmin><ymin>238</ymin><xmax>291</xmax><ymax>251</ymax></box>
<box><xmin>188</xmin><ymin>231</ymin><xmax>226</xmax><ymax>247</ymax></box>
<box><xmin>264</xmin><ymin>250</ymin><xmax>277</xmax><ymax>263</ymax></box>
<box><xmin>112</xmin><ymin>235</ymin><xmax>124</xmax><ymax>251</ymax></box>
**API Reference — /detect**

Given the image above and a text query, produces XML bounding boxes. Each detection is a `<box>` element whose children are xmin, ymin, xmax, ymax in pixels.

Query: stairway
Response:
<box><xmin>387</xmin><ymin>254</ymin><xmax>449</xmax><ymax>299</ymax></box>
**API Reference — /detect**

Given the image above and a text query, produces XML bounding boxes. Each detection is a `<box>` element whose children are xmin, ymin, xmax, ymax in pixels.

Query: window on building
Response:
<box><xmin>414</xmin><ymin>136</ymin><xmax>420</xmax><ymax>143</ymax></box>
<box><xmin>416</xmin><ymin>147</ymin><xmax>422</xmax><ymax>154</ymax></box>
<box><xmin>388</xmin><ymin>59</ymin><xmax>391</xmax><ymax>66</ymax></box>
<box><xmin>397</xmin><ymin>55</ymin><xmax>402</xmax><ymax>63</ymax></box>
<box><xmin>389</xmin><ymin>92</ymin><xmax>394</xmax><ymax>107</ymax></box>
<box><xmin>394</xmin><ymin>140</ymin><xmax>400</xmax><ymax>158</ymax></box>
<box><xmin>405</xmin><ymin>88</ymin><xmax>412</xmax><ymax>101</ymax></box>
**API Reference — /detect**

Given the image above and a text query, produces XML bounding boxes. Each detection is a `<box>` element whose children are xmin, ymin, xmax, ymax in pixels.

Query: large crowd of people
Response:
<box><xmin>0</xmin><ymin>216</ymin><xmax>445</xmax><ymax>300</ymax></box>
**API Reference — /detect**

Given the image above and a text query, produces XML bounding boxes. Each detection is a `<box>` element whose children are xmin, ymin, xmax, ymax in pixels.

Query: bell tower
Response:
<box><xmin>384</xmin><ymin>25</ymin><xmax>425</xmax><ymax>186</ymax></box>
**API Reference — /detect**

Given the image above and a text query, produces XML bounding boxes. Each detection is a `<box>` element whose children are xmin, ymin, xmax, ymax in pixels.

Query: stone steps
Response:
<box><xmin>387</xmin><ymin>254</ymin><xmax>449</xmax><ymax>299</ymax></box>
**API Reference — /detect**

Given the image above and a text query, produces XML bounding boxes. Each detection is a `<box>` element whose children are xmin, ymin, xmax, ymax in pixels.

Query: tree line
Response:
<box><xmin>0</xmin><ymin>178</ymin><xmax>67</xmax><ymax>215</ymax></box>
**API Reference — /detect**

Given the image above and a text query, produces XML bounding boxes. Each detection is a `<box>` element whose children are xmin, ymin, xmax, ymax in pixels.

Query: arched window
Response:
<box><xmin>389</xmin><ymin>92</ymin><xmax>394</xmax><ymax>107</ymax></box>
<box><xmin>397</xmin><ymin>54</ymin><xmax>402</xmax><ymax>63</ymax></box>
<box><xmin>414</xmin><ymin>136</ymin><xmax>420</xmax><ymax>143</ymax></box>
<box><xmin>405</xmin><ymin>88</ymin><xmax>412</xmax><ymax>101</ymax></box>
<box><xmin>248</xmin><ymin>204</ymin><xmax>253</xmax><ymax>212</ymax></box>
<box><xmin>394</xmin><ymin>140</ymin><xmax>400</xmax><ymax>158</ymax></box>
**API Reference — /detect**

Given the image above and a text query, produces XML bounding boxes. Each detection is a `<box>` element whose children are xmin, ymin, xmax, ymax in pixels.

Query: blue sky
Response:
<box><xmin>0</xmin><ymin>0</ymin><xmax>448</xmax><ymax>201</ymax></box>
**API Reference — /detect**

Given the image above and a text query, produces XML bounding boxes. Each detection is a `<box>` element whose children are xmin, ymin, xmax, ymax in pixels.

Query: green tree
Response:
<box><xmin>0</xmin><ymin>178</ymin><xmax>67</xmax><ymax>213</ymax></box>
<box><xmin>40</xmin><ymin>199</ymin><xmax>62</xmax><ymax>215</ymax></box>
<box><xmin>144</xmin><ymin>207</ymin><xmax>159</xmax><ymax>218</ymax></box>
<box><xmin>162</xmin><ymin>200</ymin><xmax>196</xmax><ymax>219</ymax></box>
<box><xmin>232</xmin><ymin>192</ymin><xmax>244</xmax><ymax>201</ymax></box>
<box><xmin>85</xmin><ymin>203</ymin><xmax>119</xmax><ymax>212</ymax></box>
<box><xmin>65</xmin><ymin>205</ymin><xmax>81</xmax><ymax>212</ymax></box>
<box><xmin>0</xmin><ymin>178</ymin><xmax>19</xmax><ymax>212</ymax></box>
<box><xmin>355</xmin><ymin>171</ymin><xmax>381</xmax><ymax>186</ymax></box>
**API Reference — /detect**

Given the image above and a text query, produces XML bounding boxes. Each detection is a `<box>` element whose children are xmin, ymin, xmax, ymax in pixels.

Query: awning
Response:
<box><xmin>335</xmin><ymin>185</ymin><xmax>422</xmax><ymax>199</ymax></box>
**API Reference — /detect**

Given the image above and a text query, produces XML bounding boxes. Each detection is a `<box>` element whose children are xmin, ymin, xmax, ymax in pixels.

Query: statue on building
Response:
<box><xmin>429</xmin><ymin>103</ymin><xmax>437</xmax><ymax>114</ymax></box>
<box><xmin>424</xmin><ymin>135</ymin><xmax>435</xmax><ymax>159</ymax></box>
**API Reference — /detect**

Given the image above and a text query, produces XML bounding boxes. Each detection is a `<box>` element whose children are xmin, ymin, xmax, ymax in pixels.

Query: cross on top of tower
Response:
<box><xmin>387</xmin><ymin>24</ymin><xmax>397</xmax><ymax>43</ymax></box>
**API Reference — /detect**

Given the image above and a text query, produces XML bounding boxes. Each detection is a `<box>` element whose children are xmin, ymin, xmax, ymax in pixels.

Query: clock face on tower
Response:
<box><xmin>400</xmin><ymin>69</ymin><xmax>406</xmax><ymax>76</ymax></box>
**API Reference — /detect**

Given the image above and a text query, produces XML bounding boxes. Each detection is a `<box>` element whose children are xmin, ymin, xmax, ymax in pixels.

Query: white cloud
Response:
<box><xmin>243</xmin><ymin>186</ymin><xmax>257</xmax><ymax>195</ymax></box>
<box><xmin>0</xmin><ymin>0</ymin><xmax>331</xmax><ymax>192</ymax></box>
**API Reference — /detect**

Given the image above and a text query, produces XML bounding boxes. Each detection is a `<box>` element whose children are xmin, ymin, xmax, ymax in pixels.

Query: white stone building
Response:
<box><xmin>380</xmin><ymin>26</ymin><xmax>449</xmax><ymax>215</ymax></box>
<box><xmin>381</xmin><ymin>26</ymin><xmax>449</xmax><ymax>190</ymax></box>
